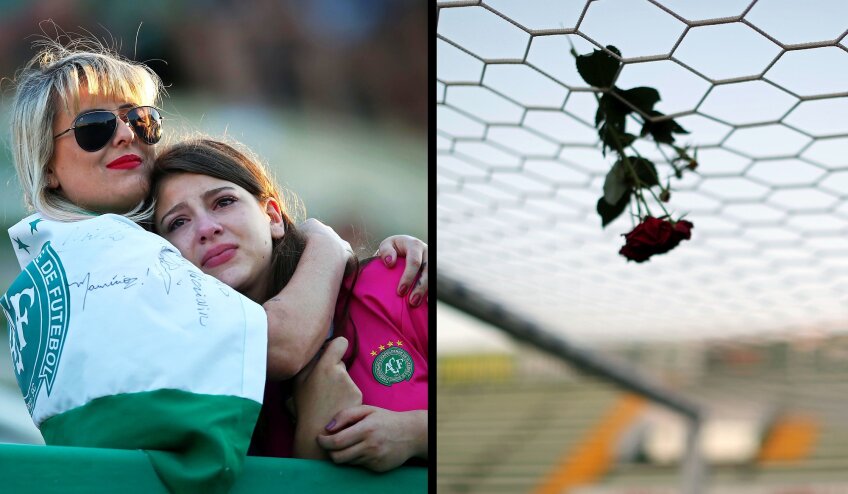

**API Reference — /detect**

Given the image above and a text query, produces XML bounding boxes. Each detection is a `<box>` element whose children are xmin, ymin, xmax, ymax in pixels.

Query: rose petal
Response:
<box><xmin>673</xmin><ymin>219</ymin><xmax>693</xmax><ymax>239</ymax></box>
<box><xmin>619</xmin><ymin>244</ymin><xmax>653</xmax><ymax>262</ymax></box>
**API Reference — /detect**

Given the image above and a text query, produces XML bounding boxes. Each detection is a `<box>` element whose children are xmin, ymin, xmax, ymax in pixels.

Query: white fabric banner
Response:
<box><xmin>2</xmin><ymin>213</ymin><xmax>267</xmax><ymax>427</ymax></box>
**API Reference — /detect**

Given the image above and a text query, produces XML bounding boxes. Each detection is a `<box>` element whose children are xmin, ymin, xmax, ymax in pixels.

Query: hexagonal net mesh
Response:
<box><xmin>437</xmin><ymin>0</ymin><xmax>848</xmax><ymax>344</ymax></box>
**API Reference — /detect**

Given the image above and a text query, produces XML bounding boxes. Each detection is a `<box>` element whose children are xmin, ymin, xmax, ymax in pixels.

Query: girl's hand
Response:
<box><xmin>317</xmin><ymin>406</ymin><xmax>427</xmax><ymax>472</ymax></box>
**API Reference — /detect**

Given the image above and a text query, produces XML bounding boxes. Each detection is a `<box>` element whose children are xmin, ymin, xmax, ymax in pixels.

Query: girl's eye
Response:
<box><xmin>215</xmin><ymin>196</ymin><xmax>237</xmax><ymax>208</ymax></box>
<box><xmin>167</xmin><ymin>218</ymin><xmax>187</xmax><ymax>233</ymax></box>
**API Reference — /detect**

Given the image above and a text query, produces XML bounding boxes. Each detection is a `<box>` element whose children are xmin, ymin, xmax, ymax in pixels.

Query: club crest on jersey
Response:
<box><xmin>0</xmin><ymin>242</ymin><xmax>70</xmax><ymax>414</ymax></box>
<box><xmin>371</xmin><ymin>340</ymin><xmax>414</xmax><ymax>386</ymax></box>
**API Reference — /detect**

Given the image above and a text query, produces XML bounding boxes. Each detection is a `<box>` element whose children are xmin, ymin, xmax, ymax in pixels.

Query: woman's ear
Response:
<box><xmin>45</xmin><ymin>167</ymin><xmax>60</xmax><ymax>190</ymax></box>
<box><xmin>265</xmin><ymin>198</ymin><xmax>286</xmax><ymax>240</ymax></box>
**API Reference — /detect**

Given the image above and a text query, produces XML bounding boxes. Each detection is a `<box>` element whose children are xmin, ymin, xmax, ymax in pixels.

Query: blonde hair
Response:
<box><xmin>10</xmin><ymin>36</ymin><xmax>164</xmax><ymax>222</ymax></box>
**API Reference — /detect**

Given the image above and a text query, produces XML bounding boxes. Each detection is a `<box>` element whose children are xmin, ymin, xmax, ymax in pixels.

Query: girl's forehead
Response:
<box><xmin>154</xmin><ymin>173</ymin><xmax>252</xmax><ymax>218</ymax></box>
<box><xmin>161</xmin><ymin>173</ymin><xmax>244</xmax><ymax>196</ymax></box>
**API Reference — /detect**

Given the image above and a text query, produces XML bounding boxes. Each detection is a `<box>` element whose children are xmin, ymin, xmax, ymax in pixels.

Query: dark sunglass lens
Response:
<box><xmin>128</xmin><ymin>106</ymin><xmax>162</xmax><ymax>145</ymax></box>
<box><xmin>74</xmin><ymin>111</ymin><xmax>117</xmax><ymax>152</ymax></box>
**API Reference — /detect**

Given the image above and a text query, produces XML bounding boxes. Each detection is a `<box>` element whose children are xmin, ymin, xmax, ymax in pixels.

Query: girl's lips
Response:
<box><xmin>202</xmin><ymin>245</ymin><xmax>238</xmax><ymax>268</ymax></box>
<box><xmin>106</xmin><ymin>154</ymin><xmax>143</xmax><ymax>170</ymax></box>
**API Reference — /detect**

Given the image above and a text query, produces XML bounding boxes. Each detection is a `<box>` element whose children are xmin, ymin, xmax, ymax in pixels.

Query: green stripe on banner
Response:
<box><xmin>0</xmin><ymin>443</ymin><xmax>428</xmax><ymax>494</ymax></box>
<box><xmin>40</xmin><ymin>388</ymin><xmax>261</xmax><ymax>494</ymax></box>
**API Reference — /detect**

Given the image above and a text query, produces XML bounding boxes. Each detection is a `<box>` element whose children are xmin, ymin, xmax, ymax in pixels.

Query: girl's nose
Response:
<box><xmin>197</xmin><ymin>217</ymin><xmax>223</xmax><ymax>243</ymax></box>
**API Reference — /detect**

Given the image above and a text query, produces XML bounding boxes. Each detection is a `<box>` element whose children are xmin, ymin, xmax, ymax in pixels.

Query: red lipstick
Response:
<box><xmin>106</xmin><ymin>154</ymin><xmax>143</xmax><ymax>170</ymax></box>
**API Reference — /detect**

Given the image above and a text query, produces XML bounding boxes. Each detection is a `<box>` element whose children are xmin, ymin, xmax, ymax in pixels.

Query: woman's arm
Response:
<box><xmin>316</xmin><ymin>406</ymin><xmax>428</xmax><ymax>472</ymax></box>
<box><xmin>264</xmin><ymin>219</ymin><xmax>350</xmax><ymax>379</ymax></box>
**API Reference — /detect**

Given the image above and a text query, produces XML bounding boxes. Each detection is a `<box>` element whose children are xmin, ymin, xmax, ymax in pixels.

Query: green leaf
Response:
<box><xmin>618</xmin><ymin>157</ymin><xmax>659</xmax><ymax>188</ymax></box>
<box><xmin>640</xmin><ymin>110</ymin><xmax>690</xmax><ymax>145</ymax></box>
<box><xmin>599</xmin><ymin>124</ymin><xmax>636</xmax><ymax>155</ymax></box>
<box><xmin>597</xmin><ymin>191</ymin><xmax>630</xmax><ymax>227</ymax></box>
<box><xmin>621</xmin><ymin>87</ymin><xmax>660</xmax><ymax>114</ymax></box>
<box><xmin>596</xmin><ymin>92</ymin><xmax>635</xmax><ymax>153</ymax></box>
<box><xmin>597</xmin><ymin>92</ymin><xmax>629</xmax><ymax>130</ymax></box>
<box><xmin>595</xmin><ymin>104</ymin><xmax>605</xmax><ymax>128</ymax></box>
<box><xmin>603</xmin><ymin>161</ymin><xmax>629</xmax><ymax>205</ymax></box>
<box><xmin>576</xmin><ymin>45</ymin><xmax>622</xmax><ymax>88</ymax></box>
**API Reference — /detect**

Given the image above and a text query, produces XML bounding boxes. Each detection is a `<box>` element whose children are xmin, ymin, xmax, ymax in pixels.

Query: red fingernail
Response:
<box><xmin>410</xmin><ymin>294</ymin><xmax>421</xmax><ymax>306</ymax></box>
<box><xmin>326</xmin><ymin>419</ymin><xmax>336</xmax><ymax>431</ymax></box>
<box><xmin>384</xmin><ymin>255</ymin><xmax>393</xmax><ymax>265</ymax></box>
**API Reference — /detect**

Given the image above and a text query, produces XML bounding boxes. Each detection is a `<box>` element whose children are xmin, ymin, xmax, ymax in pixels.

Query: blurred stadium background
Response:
<box><xmin>0</xmin><ymin>1</ymin><xmax>426</xmax><ymax>448</ymax></box>
<box><xmin>437</xmin><ymin>1</ymin><xmax>848</xmax><ymax>492</ymax></box>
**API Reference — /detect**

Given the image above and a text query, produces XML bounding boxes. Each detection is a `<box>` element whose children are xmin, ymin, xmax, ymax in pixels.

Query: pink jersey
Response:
<box><xmin>335</xmin><ymin>258</ymin><xmax>428</xmax><ymax>412</ymax></box>
<box><xmin>249</xmin><ymin>257</ymin><xmax>428</xmax><ymax>458</ymax></box>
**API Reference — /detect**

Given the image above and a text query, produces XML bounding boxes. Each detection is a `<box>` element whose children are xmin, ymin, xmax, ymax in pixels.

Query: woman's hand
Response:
<box><xmin>301</xmin><ymin>218</ymin><xmax>354</xmax><ymax>264</ymax></box>
<box><xmin>292</xmin><ymin>337</ymin><xmax>363</xmax><ymax>459</ymax></box>
<box><xmin>317</xmin><ymin>406</ymin><xmax>428</xmax><ymax>472</ymax></box>
<box><xmin>376</xmin><ymin>235</ymin><xmax>428</xmax><ymax>306</ymax></box>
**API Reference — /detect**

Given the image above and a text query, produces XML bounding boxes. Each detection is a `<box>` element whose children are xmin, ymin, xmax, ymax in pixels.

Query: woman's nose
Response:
<box><xmin>113</xmin><ymin>115</ymin><xmax>136</xmax><ymax>147</ymax></box>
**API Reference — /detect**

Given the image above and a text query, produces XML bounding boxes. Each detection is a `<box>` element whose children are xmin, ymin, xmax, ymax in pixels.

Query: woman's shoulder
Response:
<box><xmin>13</xmin><ymin>212</ymin><xmax>148</xmax><ymax>237</ymax></box>
<box><xmin>7</xmin><ymin>212</ymin><xmax>160</xmax><ymax>268</ymax></box>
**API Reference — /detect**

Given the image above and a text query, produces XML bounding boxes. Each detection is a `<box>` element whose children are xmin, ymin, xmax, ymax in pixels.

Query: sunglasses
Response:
<box><xmin>53</xmin><ymin>105</ymin><xmax>163</xmax><ymax>152</ymax></box>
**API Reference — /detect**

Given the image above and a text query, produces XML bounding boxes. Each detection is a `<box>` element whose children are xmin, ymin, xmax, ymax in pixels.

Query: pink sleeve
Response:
<box><xmin>337</xmin><ymin>258</ymin><xmax>428</xmax><ymax>362</ymax></box>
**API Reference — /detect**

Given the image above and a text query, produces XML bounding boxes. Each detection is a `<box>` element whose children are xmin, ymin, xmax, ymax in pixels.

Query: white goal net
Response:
<box><xmin>437</xmin><ymin>0</ymin><xmax>848</xmax><ymax>343</ymax></box>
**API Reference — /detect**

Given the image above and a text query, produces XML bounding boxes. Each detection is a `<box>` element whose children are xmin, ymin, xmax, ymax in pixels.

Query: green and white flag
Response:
<box><xmin>2</xmin><ymin>213</ymin><xmax>267</xmax><ymax>493</ymax></box>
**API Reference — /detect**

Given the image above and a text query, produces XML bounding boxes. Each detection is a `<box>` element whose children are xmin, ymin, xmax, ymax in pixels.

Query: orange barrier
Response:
<box><xmin>758</xmin><ymin>414</ymin><xmax>819</xmax><ymax>463</ymax></box>
<box><xmin>533</xmin><ymin>393</ymin><xmax>646</xmax><ymax>494</ymax></box>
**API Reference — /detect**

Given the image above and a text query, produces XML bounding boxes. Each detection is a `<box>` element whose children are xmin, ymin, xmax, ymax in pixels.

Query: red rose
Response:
<box><xmin>619</xmin><ymin>216</ymin><xmax>693</xmax><ymax>263</ymax></box>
